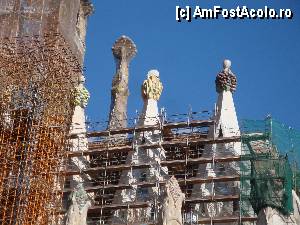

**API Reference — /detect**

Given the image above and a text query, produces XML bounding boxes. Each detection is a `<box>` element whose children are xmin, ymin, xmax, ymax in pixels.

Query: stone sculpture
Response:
<box><xmin>160</xmin><ymin>176</ymin><xmax>185</xmax><ymax>225</ymax></box>
<box><xmin>65</xmin><ymin>184</ymin><xmax>91</xmax><ymax>225</ymax></box>
<box><xmin>73</xmin><ymin>75</ymin><xmax>90</xmax><ymax>108</ymax></box>
<box><xmin>141</xmin><ymin>69</ymin><xmax>163</xmax><ymax>101</ymax></box>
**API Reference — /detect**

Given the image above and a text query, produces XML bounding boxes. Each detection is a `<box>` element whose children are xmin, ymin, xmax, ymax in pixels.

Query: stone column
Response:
<box><xmin>65</xmin><ymin>75</ymin><xmax>91</xmax><ymax>225</ymax></box>
<box><xmin>111</xmin><ymin>70</ymin><xmax>167</xmax><ymax>224</ymax></box>
<box><xmin>108</xmin><ymin>36</ymin><xmax>137</xmax><ymax>129</ymax></box>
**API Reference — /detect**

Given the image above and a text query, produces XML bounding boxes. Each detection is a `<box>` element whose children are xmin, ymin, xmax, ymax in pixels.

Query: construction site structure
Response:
<box><xmin>1</xmin><ymin>2</ymin><xmax>300</xmax><ymax>225</ymax></box>
<box><xmin>0</xmin><ymin>0</ymin><xmax>93</xmax><ymax>224</ymax></box>
<box><xmin>63</xmin><ymin>35</ymin><xmax>300</xmax><ymax>225</ymax></box>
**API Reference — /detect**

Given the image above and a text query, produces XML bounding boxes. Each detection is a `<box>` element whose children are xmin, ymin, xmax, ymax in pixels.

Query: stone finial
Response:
<box><xmin>73</xmin><ymin>75</ymin><xmax>90</xmax><ymax>108</ymax></box>
<box><xmin>112</xmin><ymin>36</ymin><xmax>137</xmax><ymax>61</ymax></box>
<box><xmin>216</xmin><ymin>59</ymin><xmax>237</xmax><ymax>93</ymax></box>
<box><xmin>141</xmin><ymin>70</ymin><xmax>163</xmax><ymax>101</ymax></box>
<box><xmin>223</xmin><ymin>59</ymin><xmax>231</xmax><ymax>68</ymax></box>
<box><xmin>159</xmin><ymin>176</ymin><xmax>185</xmax><ymax>225</ymax></box>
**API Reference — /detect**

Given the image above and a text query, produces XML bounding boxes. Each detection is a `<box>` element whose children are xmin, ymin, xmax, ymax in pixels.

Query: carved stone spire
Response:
<box><xmin>108</xmin><ymin>36</ymin><xmax>137</xmax><ymax>129</ymax></box>
<box><xmin>192</xmin><ymin>60</ymin><xmax>241</xmax><ymax>219</ymax></box>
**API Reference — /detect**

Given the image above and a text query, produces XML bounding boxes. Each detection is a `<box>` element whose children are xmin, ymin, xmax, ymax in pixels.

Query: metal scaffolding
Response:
<box><xmin>0</xmin><ymin>34</ymin><xmax>81</xmax><ymax>225</ymax></box>
<box><xmin>65</xmin><ymin>111</ymin><xmax>257</xmax><ymax>225</ymax></box>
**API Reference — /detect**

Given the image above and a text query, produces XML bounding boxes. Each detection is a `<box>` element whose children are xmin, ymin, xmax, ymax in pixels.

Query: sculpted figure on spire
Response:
<box><xmin>215</xmin><ymin>59</ymin><xmax>237</xmax><ymax>93</ymax></box>
<box><xmin>141</xmin><ymin>69</ymin><xmax>163</xmax><ymax>101</ymax></box>
<box><xmin>73</xmin><ymin>75</ymin><xmax>90</xmax><ymax>108</ymax></box>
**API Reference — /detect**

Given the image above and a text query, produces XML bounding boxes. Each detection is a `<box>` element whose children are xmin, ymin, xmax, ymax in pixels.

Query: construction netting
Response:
<box><xmin>240</xmin><ymin>117</ymin><xmax>299</xmax><ymax>216</ymax></box>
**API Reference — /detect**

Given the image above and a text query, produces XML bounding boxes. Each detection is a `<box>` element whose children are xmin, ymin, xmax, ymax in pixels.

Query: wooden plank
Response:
<box><xmin>192</xmin><ymin>216</ymin><xmax>257</xmax><ymax>224</ymax></box>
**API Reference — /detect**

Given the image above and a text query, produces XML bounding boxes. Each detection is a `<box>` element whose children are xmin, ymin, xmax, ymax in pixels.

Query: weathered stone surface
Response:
<box><xmin>159</xmin><ymin>176</ymin><xmax>185</xmax><ymax>225</ymax></box>
<box><xmin>257</xmin><ymin>207</ymin><xmax>296</xmax><ymax>225</ymax></box>
<box><xmin>292</xmin><ymin>190</ymin><xmax>300</xmax><ymax>225</ymax></box>
<box><xmin>0</xmin><ymin>0</ymin><xmax>93</xmax><ymax>64</ymax></box>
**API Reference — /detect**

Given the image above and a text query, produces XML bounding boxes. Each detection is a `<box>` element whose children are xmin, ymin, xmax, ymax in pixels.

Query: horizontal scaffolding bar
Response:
<box><xmin>85</xmin><ymin>195</ymin><xmax>239</xmax><ymax>213</ymax></box>
<box><xmin>95</xmin><ymin>218</ymin><xmax>258</xmax><ymax>225</ymax></box>
<box><xmin>65</xmin><ymin>163</ymin><xmax>151</xmax><ymax>176</ymax></box>
<box><xmin>65</xmin><ymin>155</ymin><xmax>241</xmax><ymax>176</ymax></box>
<box><xmin>88</xmin><ymin>202</ymin><xmax>150</xmax><ymax>212</ymax></box>
<box><xmin>67</xmin><ymin>136</ymin><xmax>241</xmax><ymax>157</ymax></box>
<box><xmin>63</xmin><ymin>175</ymin><xmax>240</xmax><ymax>193</ymax></box>
<box><xmin>191</xmin><ymin>216</ymin><xmax>257</xmax><ymax>224</ymax></box>
<box><xmin>69</xmin><ymin>119</ymin><xmax>214</xmax><ymax>139</ymax></box>
<box><xmin>185</xmin><ymin>194</ymin><xmax>239</xmax><ymax>204</ymax></box>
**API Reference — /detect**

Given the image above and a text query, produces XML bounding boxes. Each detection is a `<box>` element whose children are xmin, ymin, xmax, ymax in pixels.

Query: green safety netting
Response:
<box><xmin>250</xmin><ymin>158</ymin><xmax>293</xmax><ymax>215</ymax></box>
<box><xmin>294</xmin><ymin>171</ymin><xmax>300</xmax><ymax>195</ymax></box>
<box><xmin>240</xmin><ymin>117</ymin><xmax>299</xmax><ymax>216</ymax></box>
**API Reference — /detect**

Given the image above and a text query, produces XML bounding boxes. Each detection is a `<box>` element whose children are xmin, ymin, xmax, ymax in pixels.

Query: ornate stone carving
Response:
<box><xmin>159</xmin><ymin>176</ymin><xmax>185</xmax><ymax>225</ymax></box>
<box><xmin>73</xmin><ymin>75</ymin><xmax>90</xmax><ymax>108</ymax></box>
<box><xmin>215</xmin><ymin>59</ymin><xmax>237</xmax><ymax>93</ymax></box>
<box><xmin>141</xmin><ymin>70</ymin><xmax>163</xmax><ymax>101</ymax></box>
<box><xmin>112</xmin><ymin>35</ymin><xmax>137</xmax><ymax>61</ymax></box>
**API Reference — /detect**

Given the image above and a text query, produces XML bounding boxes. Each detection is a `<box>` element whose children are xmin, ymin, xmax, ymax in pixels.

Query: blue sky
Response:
<box><xmin>84</xmin><ymin>0</ymin><xmax>300</xmax><ymax>129</ymax></box>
